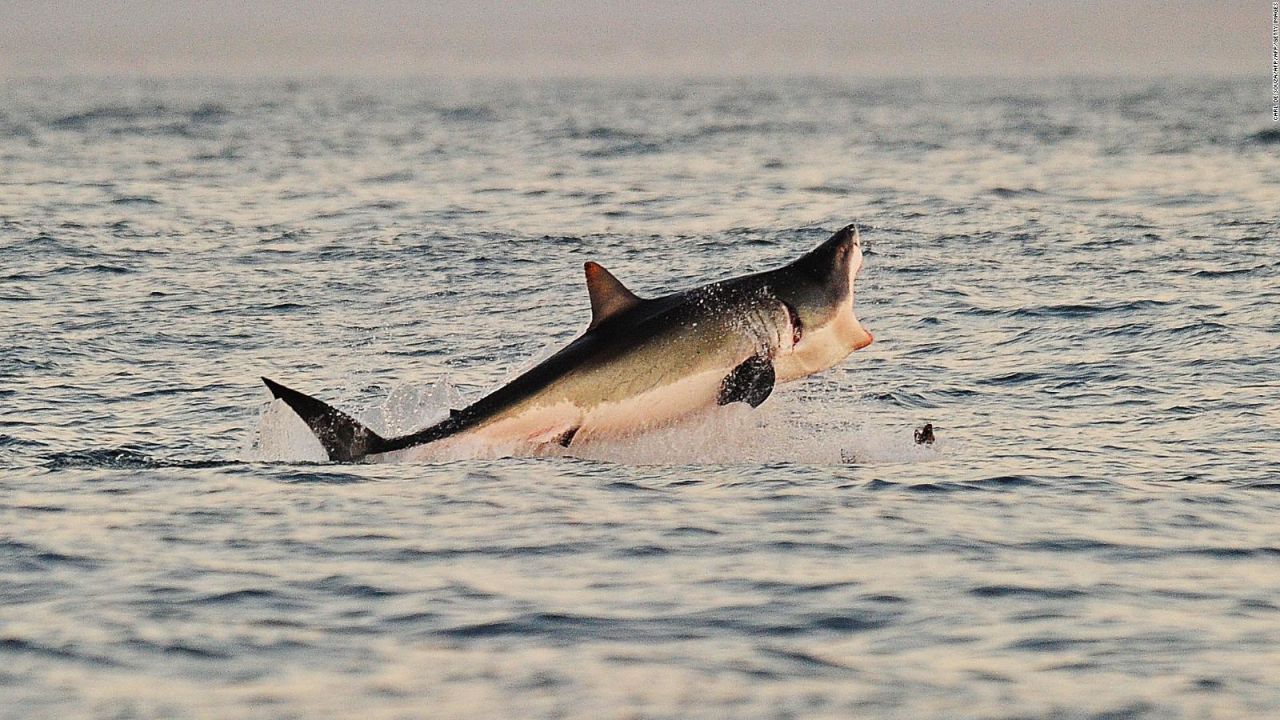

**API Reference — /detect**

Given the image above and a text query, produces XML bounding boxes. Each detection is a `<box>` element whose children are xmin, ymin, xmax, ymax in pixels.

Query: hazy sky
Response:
<box><xmin>0</xmin><ymin>1</ymin><xmax>1262</xmax><ymax>78</ymax></box>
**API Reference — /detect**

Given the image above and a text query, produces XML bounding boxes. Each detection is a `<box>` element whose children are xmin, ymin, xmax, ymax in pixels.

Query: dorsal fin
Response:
<box><xmin>584</xmin><ymin>261</ymin><xmax>640</xmax><ymax>329</ymax></box>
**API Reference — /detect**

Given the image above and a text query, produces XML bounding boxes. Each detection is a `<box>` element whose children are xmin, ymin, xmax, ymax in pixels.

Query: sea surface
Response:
<box><xmin>2</xmin><ymin>76</ymin><xmax>1279</xmax><ymax>719</ymax></box>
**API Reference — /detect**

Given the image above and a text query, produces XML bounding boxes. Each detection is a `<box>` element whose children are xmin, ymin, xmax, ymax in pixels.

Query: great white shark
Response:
<box><xmin>262</xmin><ymin>224</ymin><xmax>873</xmax><ymax>462</ymax></box>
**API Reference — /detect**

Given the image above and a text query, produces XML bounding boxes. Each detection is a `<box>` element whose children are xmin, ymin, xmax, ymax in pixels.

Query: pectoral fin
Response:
<box><xmin>717</xmin><ymin>355</ymin><xmax>775</xmax><ymax>408</ymax></box>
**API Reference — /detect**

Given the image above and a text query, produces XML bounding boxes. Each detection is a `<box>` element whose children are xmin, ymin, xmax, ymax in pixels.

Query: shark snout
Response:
<box><xmin>833</xmin><ymin>224</ymin><xmax>859</xmax><ymax>248</ymax></box>
<box><xmin>836</xmin><ymin>225</ymin><xmax>864</xmax><ymax>274</ymax></box>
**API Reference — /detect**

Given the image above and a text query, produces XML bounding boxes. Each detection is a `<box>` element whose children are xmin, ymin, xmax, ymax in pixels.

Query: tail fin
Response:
<box><xmin>261</xmin><ymin>377</ymin><xmax>388</xmax><ymax>462</ymax></box>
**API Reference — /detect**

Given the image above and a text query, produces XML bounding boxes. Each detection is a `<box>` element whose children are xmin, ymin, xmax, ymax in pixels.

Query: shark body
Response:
<box><xmin>262</xmin><ymin>225</ymin><xmax>873</xmax><ymax>462</ymax></box>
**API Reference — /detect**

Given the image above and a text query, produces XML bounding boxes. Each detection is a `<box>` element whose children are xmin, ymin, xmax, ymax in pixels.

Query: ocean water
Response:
<box><xmin>2</xmin><ymin>76</ymin><xmax>1279</xmax><ymax>719</ymax></box>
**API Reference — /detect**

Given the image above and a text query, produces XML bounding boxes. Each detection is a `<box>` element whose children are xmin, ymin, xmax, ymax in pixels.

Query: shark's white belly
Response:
<box><xmin>573</xmin><ymin>367</ymin><xmax>728</xmax><ymax>441</ymax></box>
<box><xmin>396</xmin><ymin>366</ymin><xmax>730</xmax><ymax>461</ymax></box>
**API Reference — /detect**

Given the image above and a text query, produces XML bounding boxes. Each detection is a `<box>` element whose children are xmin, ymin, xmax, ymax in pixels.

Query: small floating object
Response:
<box><xmin>914</xmin><ymin>423</ymin><xmax>935</xmax><ymax>445</ymax></box>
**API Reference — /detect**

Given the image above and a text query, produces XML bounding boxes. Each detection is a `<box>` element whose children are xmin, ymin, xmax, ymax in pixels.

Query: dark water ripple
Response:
<box><xmin>1</xmin><ymin>77</ymin><xmax>1279</xmax><ymax>718</ymax></box>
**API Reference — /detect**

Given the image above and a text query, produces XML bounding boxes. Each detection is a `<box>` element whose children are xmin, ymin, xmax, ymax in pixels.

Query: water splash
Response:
<box><xmin>247</xmin><ymin>398</ymin><xmax>328</xmax><ymax>463</ymax></box>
